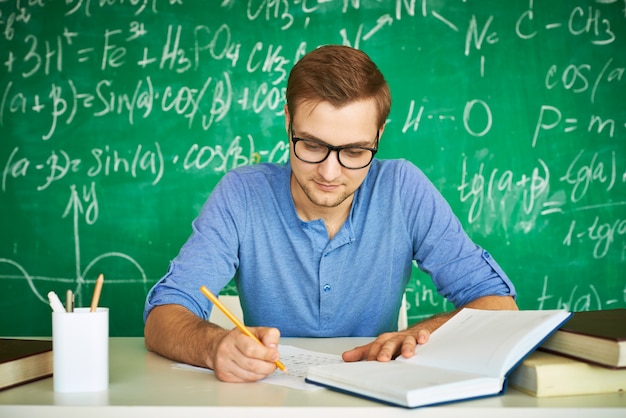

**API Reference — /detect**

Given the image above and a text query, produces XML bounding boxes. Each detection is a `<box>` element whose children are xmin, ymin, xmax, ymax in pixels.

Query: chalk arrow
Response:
<box><xmin>363</xmin><ymin>14</ymin><xmax>393</xmax><ymax>41</ymax></box>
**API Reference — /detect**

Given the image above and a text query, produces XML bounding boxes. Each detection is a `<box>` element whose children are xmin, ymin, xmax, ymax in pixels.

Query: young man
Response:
<box><xmin>144</xmin><ymin>45</ymin><xmax>517</xmax><ymax>383</ymax></box>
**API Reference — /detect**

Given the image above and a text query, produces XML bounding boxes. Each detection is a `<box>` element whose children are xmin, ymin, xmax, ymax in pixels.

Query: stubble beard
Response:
<box><xmin>296</xmin><ymin>176</ymin><xmax>353</xmax><ymax>209</ymax></box>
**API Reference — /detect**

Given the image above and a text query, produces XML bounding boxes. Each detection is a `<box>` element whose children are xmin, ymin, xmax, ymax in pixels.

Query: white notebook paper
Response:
<box><xmin>173</xmin><ymin>344</ymin><xmax>344</xmax><ymax>391</ymax></box>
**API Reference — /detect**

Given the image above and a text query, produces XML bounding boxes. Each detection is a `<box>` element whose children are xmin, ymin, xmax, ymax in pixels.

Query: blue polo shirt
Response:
<box><xmin>144</xmin><ymin>159</ymin><xmax>515</xmax><ymax>337</ymax></box>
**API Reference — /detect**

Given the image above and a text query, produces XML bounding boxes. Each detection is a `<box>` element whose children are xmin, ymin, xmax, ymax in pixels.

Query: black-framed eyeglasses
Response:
<box><xmin>289</xmin><ymin>122</ymin><xmax>379</xmax><ymax>170</ymax></box>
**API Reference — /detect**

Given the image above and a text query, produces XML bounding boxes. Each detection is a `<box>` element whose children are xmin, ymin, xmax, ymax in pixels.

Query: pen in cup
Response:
<box><xmin>48</xmin><ymin>291</ymin><xmax>66</xmax><ymax>313</ymax></box>
<box><xmin>65</xmin><ymin>289</ymin><xmax>74</xmax><ymax>313</ymax></box>
<box><xmin>90</xmin><ymin>273</ymin><xmax>104</xmax><ymax>312</ymax></box>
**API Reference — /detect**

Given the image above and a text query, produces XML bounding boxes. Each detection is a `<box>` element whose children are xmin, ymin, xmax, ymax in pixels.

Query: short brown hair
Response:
<box><xmin>286</xmin><ymin>45</ymin><xmax>391</xmax><ymax>128</ymax></box>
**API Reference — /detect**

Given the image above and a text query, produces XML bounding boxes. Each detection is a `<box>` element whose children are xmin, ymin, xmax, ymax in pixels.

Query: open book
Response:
<box><xmin>306</xmin><ymin>308</ymin><xmax>571</xmax><ymax>408</ymax></box>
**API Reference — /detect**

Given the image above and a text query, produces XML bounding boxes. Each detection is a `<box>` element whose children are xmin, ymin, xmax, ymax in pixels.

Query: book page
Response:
<box><xmin>399</xmin><ymin>308</ymin><xmax>570</xmax><ymax>377</ymax></box>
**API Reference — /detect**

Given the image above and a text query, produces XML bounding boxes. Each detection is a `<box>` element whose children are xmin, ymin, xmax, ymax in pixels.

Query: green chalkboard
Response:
<box><xmin>1</xmin><ymin>1</ymin><xmax>624</xmax><ymax>337</ymax></box>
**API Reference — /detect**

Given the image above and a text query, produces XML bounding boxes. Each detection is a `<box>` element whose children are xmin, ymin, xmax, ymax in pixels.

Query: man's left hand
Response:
<box><xmin>341</xmin><ymin>328</ymin><xmax>430</xmax><ymax>362</ymax></box>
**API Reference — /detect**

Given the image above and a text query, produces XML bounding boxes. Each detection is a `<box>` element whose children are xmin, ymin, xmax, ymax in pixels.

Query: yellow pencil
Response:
<box><xmin>90</xmin><ymin>273</ymin><xmax>104</xmax><ymax>312</ymax></box>
<box><xmin>200</xmin><ymin>285</ymin><xmax>288</xmax><ymax>373</ymax></box>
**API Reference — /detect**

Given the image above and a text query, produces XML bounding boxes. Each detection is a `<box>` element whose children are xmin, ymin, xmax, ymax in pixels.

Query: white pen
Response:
<box><xmin>48</xmin><ymin>291</ymin><xmax>67</xmax><ymax>313</ymax></box>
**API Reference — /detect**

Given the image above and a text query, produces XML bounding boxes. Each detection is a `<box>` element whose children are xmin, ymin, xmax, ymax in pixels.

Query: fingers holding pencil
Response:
<box><xmin>200</xmin><ymin>285</ymin><xmax>288</xmax><ymax>374</ymax></box>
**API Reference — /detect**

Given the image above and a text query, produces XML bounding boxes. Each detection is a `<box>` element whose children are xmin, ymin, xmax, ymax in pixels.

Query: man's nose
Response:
<box><xmin>317</xmin><ymin>150</ymin><xmax>343</xmax><ymax>180</ymax></box>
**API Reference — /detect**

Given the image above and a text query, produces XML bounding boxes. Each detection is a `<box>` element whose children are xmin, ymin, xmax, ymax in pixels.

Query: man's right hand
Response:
<box><xmin>144</xmin><ymin>304</ymin><xmax>282</xmax><ymax>383</ymax></box>
<box><xmin>211</xmin><ymin>326</ymin><xmax>282</xmax><ymax>382</ymax></box>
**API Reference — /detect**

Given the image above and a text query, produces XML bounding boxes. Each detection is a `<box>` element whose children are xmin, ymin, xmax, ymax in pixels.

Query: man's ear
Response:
<box><xmin>284</xmin><ymin>104</ymin><xmax>291</xmax><ymax>133</ymax></box>
<box><xmin>378</xmin><ymin>122</ymin><xmax>386</xmax><ymax>140</ymax></box>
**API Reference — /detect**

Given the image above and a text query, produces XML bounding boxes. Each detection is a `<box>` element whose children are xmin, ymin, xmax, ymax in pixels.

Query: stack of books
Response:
<box><xmin>509</xmin><ymin>309</ymin><xmax>626</xmax><ymax>397</ymax></box>
<box><xmin>0</xmin><ymin>338</ymin><xmax>53</xmax><ymax>391</ymax></box>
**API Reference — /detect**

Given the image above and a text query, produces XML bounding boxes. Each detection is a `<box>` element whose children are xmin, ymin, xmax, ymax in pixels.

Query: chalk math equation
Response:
<box><xmin>0</xmin><ymin>1</ymin><xmax>624</xmax><ymax>324</ymax></box>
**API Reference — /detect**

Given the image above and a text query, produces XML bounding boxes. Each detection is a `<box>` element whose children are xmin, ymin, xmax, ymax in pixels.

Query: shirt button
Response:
<box><xmin>323</xmin><ymin>284</ymin><xmax>332</xmax><ymax>292</ymax></box>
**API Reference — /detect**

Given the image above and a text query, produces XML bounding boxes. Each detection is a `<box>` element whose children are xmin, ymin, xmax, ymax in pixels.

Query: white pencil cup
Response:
<box><xmin>52</xmin><ymin>307</ymin><xmax>109</xmax><ymax>392</ymax></box>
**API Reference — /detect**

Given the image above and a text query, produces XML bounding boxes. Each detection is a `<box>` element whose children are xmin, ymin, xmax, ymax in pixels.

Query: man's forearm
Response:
<box><xmin>144</xmin><ymin>304</ymin><xmax>226</xmax><ymax>369</ymax></box>
<box><xmin>410</xmin><ymin>295</ymin><xmax>518</xmax><ymax>334</ymax></box>
<box><xmin>465</xmin><ymin>295</ymin><xmax>518</xmax><ymax>309</ymax></box>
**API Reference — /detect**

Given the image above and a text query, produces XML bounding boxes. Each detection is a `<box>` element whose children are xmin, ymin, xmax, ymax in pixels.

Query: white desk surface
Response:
<box><xmin>0</xmin><ymin>337</ymin><xmax>624</xmax><ymax>418</ymax></box>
